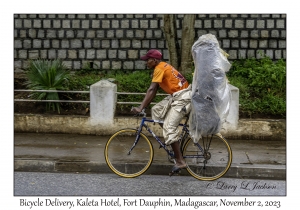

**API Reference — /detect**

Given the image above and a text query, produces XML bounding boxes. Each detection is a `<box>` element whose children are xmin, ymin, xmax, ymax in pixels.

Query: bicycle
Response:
<box><xmin>104</xmin><ymin>109</ymin><xmax>232</xmax><ymax>181</ymax></box>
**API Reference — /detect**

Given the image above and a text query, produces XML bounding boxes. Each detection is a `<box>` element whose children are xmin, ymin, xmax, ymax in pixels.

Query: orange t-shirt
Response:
<box><xmin>152</xmin><ymin>62</ymin><xmax>189</xmax><ymax>94</ymax></box>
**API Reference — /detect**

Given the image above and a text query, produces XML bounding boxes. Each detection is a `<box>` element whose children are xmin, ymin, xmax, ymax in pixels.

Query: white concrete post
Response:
<box><xmin>225</xmin><ymin>84</ymin><xmax>239</xmax><ymax>129</ymax></box>
<box><xmin>89</xmin><ymin>80</ymin><xmax>117</xmax><ymax>125</ymax></box>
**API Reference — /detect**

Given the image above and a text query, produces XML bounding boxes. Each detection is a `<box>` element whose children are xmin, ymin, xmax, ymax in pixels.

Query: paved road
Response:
<box><xmin>14</xmin><ymin>133</ymin><xmax>286</xmax><ymax>180</ymax></box>
<box><xmin>14</xmin><ymin>172</ymin><xmax>285</xmax><ymax>196</ymax></box>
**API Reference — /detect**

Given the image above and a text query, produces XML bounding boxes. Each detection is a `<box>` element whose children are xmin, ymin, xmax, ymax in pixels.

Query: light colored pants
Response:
<box><xmin>152</xmin><ymin>85</ymin><xmax>191</xmax><ymax>145</ymax></box>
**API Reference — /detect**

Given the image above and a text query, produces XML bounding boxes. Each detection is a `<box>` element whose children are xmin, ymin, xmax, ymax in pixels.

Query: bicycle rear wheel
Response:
<box><xmin>183</xmin><ymin>134</ymin><xmax>232</xmax><ymax>181</ymax></box>
<box><xmin>105</xmin><ymin>129</ymin><xmax>154</xmax><ymax>178</ymax></box>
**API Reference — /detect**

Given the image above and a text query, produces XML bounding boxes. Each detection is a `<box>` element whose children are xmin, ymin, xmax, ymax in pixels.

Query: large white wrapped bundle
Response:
<box><xmin>189</xmin><ymin>34</ymin><xmax>231</xmax><ymax>143</ymax></box>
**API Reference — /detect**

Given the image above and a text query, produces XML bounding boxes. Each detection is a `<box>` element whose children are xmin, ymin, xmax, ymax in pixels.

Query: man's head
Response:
<box><xmin>141</xmin><ymin>49</ymin><xmax>162</xmax><ymax>69</ymax></box>
<box><xmin>141</xmin><ymin>49</ymin><xmax>162</xmax><ymax>60</ymax></box>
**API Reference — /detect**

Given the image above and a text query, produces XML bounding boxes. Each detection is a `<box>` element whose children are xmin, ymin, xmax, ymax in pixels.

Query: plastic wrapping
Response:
<box><xmin>189</xmin><ymin>34</ymin><xmax>231</xmax><ymax>143</ymax></box>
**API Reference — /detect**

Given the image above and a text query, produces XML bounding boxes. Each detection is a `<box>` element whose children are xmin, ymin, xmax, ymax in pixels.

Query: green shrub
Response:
<box><xmin>65</xmin><ymin>55</ymin><xmax>286</xmax><ymax>118</ymax></box>
<box><xmin>104</xmin><ymin>71</ymin><xmax>166</xmax><ymax>111</ymax></box>
<box><xmin>67</xmin><ymin>73</ymin><xmax>102</xmax><ymax>91</ymax></box>
<box><xmin>61</xmin><ymin>73</ymin><xmax>102</xmax><ymax>109</ymax></box>
<box><xmin>25</xmin><ymin>59</ymin><xmax>69</xmax><ymax>114</ymax></box>
<box><xmin>227</xmin><ymin>56</ymin><xmax>286</xmax><ymax>117</ymax></box>
<box><xmin>184</xmin><ymin>72</ymin><xmax>194</xmax><ymax>84</ymax></box>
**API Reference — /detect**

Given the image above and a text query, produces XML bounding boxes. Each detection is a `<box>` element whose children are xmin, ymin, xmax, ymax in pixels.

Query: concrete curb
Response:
<box><xmin>14</xmin><ymin>114</ymin><xmax>286</xmax><ymax>141</ymax></box>
<box><xmin>14</xmin><ymin>159</ymin><xmax>286</xmax><ymax>180</ymax></box>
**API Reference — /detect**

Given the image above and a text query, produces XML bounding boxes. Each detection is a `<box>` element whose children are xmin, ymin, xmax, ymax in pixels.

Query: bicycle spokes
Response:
<box><xmin>202</xmin><ymin>135</ymin><xmax>213</xmax><ymax>151</ymax></box>
<box><xmin>105</xmin><ymin>129</ymin><xmax>154</xmax><ymax>178</ymax></box>
<box><xmin>183</xmin><ymin>135</ymin><xmax>232</xmax><ymax>181</ymax></box>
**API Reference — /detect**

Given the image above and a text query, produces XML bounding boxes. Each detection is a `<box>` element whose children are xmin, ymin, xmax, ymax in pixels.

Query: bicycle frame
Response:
<box><xmin>128</xmin><ymin>116</ymin><xmax>205</xmax><ymax>160</ymax></box>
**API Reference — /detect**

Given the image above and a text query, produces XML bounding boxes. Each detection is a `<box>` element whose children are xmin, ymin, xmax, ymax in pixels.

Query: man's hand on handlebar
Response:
<box><xmin>131</xmin><ymin>106</ymin><xmax>143</xmax><ymax>114</ymax></box>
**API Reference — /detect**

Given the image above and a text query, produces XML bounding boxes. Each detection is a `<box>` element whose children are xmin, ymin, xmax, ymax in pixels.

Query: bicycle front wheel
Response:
<box><xmin>105</xmin><ymin>129</ymin><xmax>154</xmax><ymax>178</ymax></box>
<box><xmin>183</xmin><ymin>134</ymin><xmax>232</xmax><ymax>181</ymax></box>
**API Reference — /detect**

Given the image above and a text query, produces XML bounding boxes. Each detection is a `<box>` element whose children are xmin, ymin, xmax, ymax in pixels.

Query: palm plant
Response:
<box><xmin>25</xmin><ymin>59</ymin><xmax>69</xmax><ymax>114</ymax></box>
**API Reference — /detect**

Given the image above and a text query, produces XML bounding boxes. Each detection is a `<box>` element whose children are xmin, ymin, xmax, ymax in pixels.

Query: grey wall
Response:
<box><xmin>14</xmin><ymin>14</ymin><xmax>286</xmax><ymax>71</ymax></box>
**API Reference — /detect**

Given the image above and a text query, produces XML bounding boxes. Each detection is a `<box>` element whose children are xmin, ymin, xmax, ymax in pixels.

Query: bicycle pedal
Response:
<box><xmin>169</xmin><ymin>170</ymin><xmax>181</xmax><ymax>177</ymax></box>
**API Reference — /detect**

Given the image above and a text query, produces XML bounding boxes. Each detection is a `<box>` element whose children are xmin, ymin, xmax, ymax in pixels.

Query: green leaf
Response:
<box><xmin>25</xmin><ymin>59</ymin><xmax>69</xmax><ymax>114</ymax></box>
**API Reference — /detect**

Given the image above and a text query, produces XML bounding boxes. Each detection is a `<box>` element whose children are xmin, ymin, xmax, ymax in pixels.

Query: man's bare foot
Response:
<box><xmin>175</xmin><ymin>160</ymin><xmax>187</xmax><ymax>168</ymax></box>
<box><xmin>169</xmin><ymin>164</ymin><xmax>186</xmax><ymax>176</ymax></box>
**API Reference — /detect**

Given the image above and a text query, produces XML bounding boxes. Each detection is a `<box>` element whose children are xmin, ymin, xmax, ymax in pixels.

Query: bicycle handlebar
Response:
<box><xmin>131</xmin><ymin>107</ymin><xmax>147</xmax><ymax>118</ymax></box>
<box><xmin>140</xmin><ymin>109</ymin><xmax>146</xmax><ymax>117</ymax></box>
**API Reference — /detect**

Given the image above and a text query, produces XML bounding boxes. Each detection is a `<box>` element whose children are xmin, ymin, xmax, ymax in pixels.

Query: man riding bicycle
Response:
<box><xmin>131</xmin><ymin>49</ymin><xmax>192</xmax><ymax>173</ymax></box>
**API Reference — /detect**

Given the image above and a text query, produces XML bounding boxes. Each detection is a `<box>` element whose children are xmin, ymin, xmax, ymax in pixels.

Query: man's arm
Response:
<box><xmin>131</xmin><ymin>82</ymin><xmax>159</xmax><ymax>113</ymax></box>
